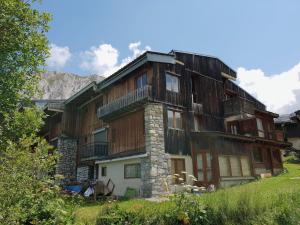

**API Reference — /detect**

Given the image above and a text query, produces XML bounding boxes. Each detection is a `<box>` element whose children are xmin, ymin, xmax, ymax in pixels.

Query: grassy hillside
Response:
<box><xmin>73</xmin><ymin>163</ymin><xmax>300</xmax><ymax>225</ymax></box>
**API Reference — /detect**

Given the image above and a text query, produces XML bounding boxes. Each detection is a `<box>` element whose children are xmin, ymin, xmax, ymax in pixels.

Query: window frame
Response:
<box><xmin>171</xmin><ymin>158</ymin><xmax>186</xmax><ymax>184</ymax></box>
<box><xmin>256</xmin><ymin>118</ymin><xmax>265</xmax><ymax>138</ymax></box>
<box><xmin>252</xmin><ymin>148</ymin><xmax>264</xmax><ymax>163</ymax></box>
<box><xmin>101</xmin><ymin>166</ymin><xmax>107</xmax><ymax>177</ymax></box>
<box><xmin>167</xmin><ymin>109</ymin><xmax>183</xmax><ymax>130</ymax></box>
<box><xmin>218</xmin><ymin>155</ymin><xmax>252</xmax><ymax>178</ymax></box>
<box><xmin>135</xmin><ymin>73</ymin><xmax>148</xmax><ymax>89</ymax></box>
<box><xmin>124</xmin><ymin>163</ymin><xmax>141</xmax><ymax>179</ymax></box>
<box><xmin>166</xmin><ymin>73</ymin><xmax>180</xmax><ymax>93</ymax></box>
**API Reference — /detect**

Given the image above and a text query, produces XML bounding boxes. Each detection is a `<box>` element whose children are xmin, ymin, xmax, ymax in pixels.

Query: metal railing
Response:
<box><xmin>97</xmin><ymin>85</ymin><xmax>152</xmax><ymax>118</ymax></box>
<box><xmin>78</xmin><ymin>142</ymin><xmax>108</xmax><ymax>161</ymax></box>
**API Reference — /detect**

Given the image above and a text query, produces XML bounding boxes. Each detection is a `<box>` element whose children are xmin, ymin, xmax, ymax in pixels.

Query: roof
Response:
<box><xmin>43</xmin><ymin>50</ymin><xmax>241</xmax><ymax>109</ymax></box>
<box><xmin>170</xmin><ymin>49</ymin><xmax>237</xmax><ymax>79</ymax></box>
<box><xmin>97</xmin><ymin>51</ymin><xmax>176</xmax><ymax>90</ymax></box>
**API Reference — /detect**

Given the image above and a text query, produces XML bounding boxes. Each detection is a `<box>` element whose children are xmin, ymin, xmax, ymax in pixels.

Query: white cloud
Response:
<box><xmin>80</xmin><ymin>41</ymin><xmax>151</xmax><ymax>77</ymax></box>
<box><xmin>237</xmin><ymin>63</ymin><xmax>300</xmax><ymax>114</ymax></box>
<box><xmin>46</xmin><ymin>43</ymin><xmax>71</xmax><ymax>69</ymax></box>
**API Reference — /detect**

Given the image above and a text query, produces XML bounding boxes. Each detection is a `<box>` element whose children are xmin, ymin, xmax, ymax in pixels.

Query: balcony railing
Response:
<box><xmin>47</xmin><ymin>102</ymin><xmax>64</xmax><ymax>111</ymax></box>
<box><xmin>97</xmin><ymin>85</ymin><xmax>152</xmax><ymax>119</ymax></box>
<box><xmin>224</xmin><ymin>97</ymin><xmax>258</xmax><ymax>116</ymax></box>
<box><xmin>78</xmin><ymin>142</ymin><xmax>108</xmax><ymax>161</ymax></box>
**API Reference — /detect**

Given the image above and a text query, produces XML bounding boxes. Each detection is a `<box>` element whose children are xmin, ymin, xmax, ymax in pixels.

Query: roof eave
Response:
<box><xmin>98</xmin><ymin>51</ymin><xmax>175</xmax><ymax>90</ymax></box>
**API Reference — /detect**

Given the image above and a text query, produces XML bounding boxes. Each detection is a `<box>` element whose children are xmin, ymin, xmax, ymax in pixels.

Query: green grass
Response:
<box><xmin>73</xmin><ymin>162</ymin><xmax>300</xmax><ymax>225</ymax></box>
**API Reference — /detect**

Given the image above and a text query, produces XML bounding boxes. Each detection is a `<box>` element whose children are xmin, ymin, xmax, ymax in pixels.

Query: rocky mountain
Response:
<box><xmin>38</xmin><ymin>71</ymin><xmax>105</xmax><ymax>100</ymax></box>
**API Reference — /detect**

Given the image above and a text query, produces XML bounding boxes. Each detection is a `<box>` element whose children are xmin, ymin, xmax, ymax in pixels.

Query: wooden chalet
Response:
<box><xmin>42</xmin><ymin>50</ymin><xmax>290</xmax><ymax>197</ymax></box>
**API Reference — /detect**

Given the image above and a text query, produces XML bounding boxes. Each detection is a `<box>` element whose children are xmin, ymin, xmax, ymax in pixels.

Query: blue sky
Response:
<box><xmin>36</xmin><ymin>0</ymin><xmax>300</xmax><ymax>114</ymax></box>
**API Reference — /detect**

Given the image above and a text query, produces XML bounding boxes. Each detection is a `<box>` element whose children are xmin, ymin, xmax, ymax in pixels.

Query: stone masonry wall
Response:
<box><xmin>56</xmin><ymin>137</ymin><xmax>77</xmax><ymax>182</ymax></box>
<box><xmin>76</xmin><ymin>166</ymin><xmax>89</xmax><ymax>182</ymax></box>
<box><xmin>141</xmin><ymin>103</ymin><xmax>171</xmax><ymax>197</ymax></box>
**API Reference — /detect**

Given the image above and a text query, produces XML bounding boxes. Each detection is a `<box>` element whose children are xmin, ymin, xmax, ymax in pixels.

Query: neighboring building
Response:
<box><xmin>275</xmin><ymin>110</ymin><xmax>300</xmax><ymax>153</ymax></box>
<box><xmin>41</xmin><ymin>50</ymin><xmax>290</xmax><ymax>197</ymax></box>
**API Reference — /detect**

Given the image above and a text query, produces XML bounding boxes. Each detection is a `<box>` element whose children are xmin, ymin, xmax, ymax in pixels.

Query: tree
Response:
<box><xmin>0</xmin><ymin>1</ymin><xmax>73</xmax><ymax>224</ymax></box>
<box><xmin>0</xmin><ymin>0</ymin><xmax>51</xmax><ymax>148</ymax></box>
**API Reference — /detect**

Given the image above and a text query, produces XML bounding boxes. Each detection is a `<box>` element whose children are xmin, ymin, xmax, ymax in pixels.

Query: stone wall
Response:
<box><xmin>56</xmin><ymin>137</ymin><xmax>77</xmax><ymax>182</ymax></box>
<box><xmin>76</xmin><ymin>166</ymin><xmax>89</xmax><ymax>182</ymax></box>
<box><xmin>141</xmin><ymin>103</ymin><xmax>171</xmax><ymax>197</ymax></box>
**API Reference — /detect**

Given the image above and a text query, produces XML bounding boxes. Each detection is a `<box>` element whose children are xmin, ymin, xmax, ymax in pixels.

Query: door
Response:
<box><xmin>196</xmin><ymin>151</ymin><xmax>213</xmax><ymax>185</ymax></box>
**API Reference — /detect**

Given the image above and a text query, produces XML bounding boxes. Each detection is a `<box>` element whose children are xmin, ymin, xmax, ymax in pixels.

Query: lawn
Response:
<box><xmin>73</xmin><ymin>162</ymin><xmax>300</xmax><ymax>225</ymax></box>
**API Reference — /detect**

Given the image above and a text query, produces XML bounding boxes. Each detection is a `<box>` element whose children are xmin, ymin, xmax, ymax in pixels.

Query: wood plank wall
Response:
<box><xmin>76</xmin><ymin>97</ymin><xmax>105</xmax><ymax>146</ymax></box>
<box><xmin>108</xmin><ymin>109</ymin><xmax>145</xmax><ymax>155</ymax></box>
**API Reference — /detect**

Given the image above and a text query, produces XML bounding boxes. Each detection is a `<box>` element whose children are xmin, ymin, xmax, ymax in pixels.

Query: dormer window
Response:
<box><xmin>166</xmin><ymin>73</ymin><xmax>179</xmax><ymax>93</ymax></box>
<box><xmin>136</xmin><ymin>73</ymin><xmax>147</xmax><ymax>89</ymax></box>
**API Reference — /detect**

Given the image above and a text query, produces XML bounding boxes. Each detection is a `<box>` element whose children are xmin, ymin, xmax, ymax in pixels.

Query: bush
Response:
<box><xmin>96</xmin><ymin>194</ymin><xmax>208</xmax><ymax>225</ymax></box>
<box><xmin>0</xmin><ymin>137</ymin><xmax>74</xmax><ymax>225</ymax></box>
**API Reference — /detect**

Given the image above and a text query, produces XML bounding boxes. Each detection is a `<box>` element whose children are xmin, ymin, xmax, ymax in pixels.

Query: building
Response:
<box><xmin>41</xmin><ymin>50</ymin><xmax>290</xmax><ymax>197</ymax></box>
<box><xmin>275</xmin><ymin>110</ymin><xmax>300</xmax><ymax>154</ymax></box>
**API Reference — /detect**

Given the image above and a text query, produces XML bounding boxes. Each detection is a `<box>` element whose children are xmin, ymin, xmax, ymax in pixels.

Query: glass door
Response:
<box><xmin>196</xmin><ymin>152</ymin><xmax>213</xmax><ymax>184</ymax></box>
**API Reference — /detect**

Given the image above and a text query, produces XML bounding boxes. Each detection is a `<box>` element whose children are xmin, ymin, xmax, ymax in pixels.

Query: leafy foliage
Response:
<box><xmin>0</xmin><ymin>136</ymin><xmax>73</xmax><ymax>224</ymax></box>
<box><xmin>0</xmin><ymin>1</ymin><xmax>74</xmax><ymax>224</ymax></box>
<box><xmin>0</xmin><ymin>0</ymin><xmax>51</xmax><ymax>148</ymax></box>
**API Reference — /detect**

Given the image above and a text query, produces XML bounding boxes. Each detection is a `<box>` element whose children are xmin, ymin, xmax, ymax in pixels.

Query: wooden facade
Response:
<box><xmin>42</xmin><ymin>50</ymin><xmax>290</xmax><ymax>188</ymax></box>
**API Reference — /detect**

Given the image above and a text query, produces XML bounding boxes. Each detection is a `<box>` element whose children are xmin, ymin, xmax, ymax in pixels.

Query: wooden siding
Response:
<box><xmin>108</xmin><ymin>109</ymin><xmax>145</xmax><ymax>155</ymax></box>
<box><xmin>103</xmin><ymin>65</ymin><xmax>153</xmax><ymax>104</ymax></box>
<box><xmin>77</xmin><ymin>96</ymin><xmax>105</xmax><ymax>145</ymax></box>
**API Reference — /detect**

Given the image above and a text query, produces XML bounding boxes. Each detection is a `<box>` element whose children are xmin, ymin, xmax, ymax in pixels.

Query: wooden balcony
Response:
<box><xmin>166</xmin><ymin>90</ymin><xmax>182</xmax><ymax>106</ymax></box>
<box><xmin>97</xmin><ymin>85</ymin><xmax>152</xmax><ymax>119</ymax></box>
<box><xmin>47</xmin><ymin>102</ymin><xmax>64</xmax><ymax>112</ymax></box>
<box><xmin>223</xmin><ymin>97</ymin><xmax>257</xmax><ymax>116</ymax></box>
<box><xmin>78</xmin><ymin>142</ymin><xmax>108</xmax><ymax>161</ymax></box>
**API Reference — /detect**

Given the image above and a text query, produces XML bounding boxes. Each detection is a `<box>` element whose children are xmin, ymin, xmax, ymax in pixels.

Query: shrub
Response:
<box><xmin>96</xmin><ymin>194</ymin><xmax>208</xmax><ymax>225</ymax></box>
<box><xmin>0</xmin><ymin>137</ymin><xmax>74</xmax><ymax>225</ymax></box>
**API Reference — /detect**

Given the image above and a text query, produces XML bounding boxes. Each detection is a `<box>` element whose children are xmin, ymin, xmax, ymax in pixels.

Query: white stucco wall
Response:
<box><xmin>288</xmin><ymin>137</ymin><xmax>300</xmax><ymax>150</ymax></box>
<box><xmin>96</xmin><ymin>157</ymin><xmax>143</xmax><ymax>196</ymax></box>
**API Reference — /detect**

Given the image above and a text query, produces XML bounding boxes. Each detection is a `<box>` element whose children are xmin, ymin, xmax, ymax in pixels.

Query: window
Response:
<box><xmin>197</xmin><ymin>152</ymin><xmax>213</xmax><ymax>182</ymax></box>
<box><xmin>136</xmin><ymin>73</ymin><xmax>147</xmax><ymax>89</ymax></box>
<box><xmin>230</xmin><ymin>156</ymin><xmax>242</xmax><ymax>176</ymax></box>
<box><xmin>171</xmin><ymin>158</ymin><xmax>186</xmax><ymax>183</ymax></box>
<box><xmin>166</xmin><ymin>73</ymin><xmax>179</xmax><ymax>93</ymax></box>
<box><xmin>94</xmin><ymin>129</ymin><xmax>107</xmax><ymax>142</ymax></box>
<box><xmin>218</xmin><ymin>156</ymin><xmax>231</xmax><ymax>177</ymax></box>
<box><xmin>101</xmin><ymin>166</ymin><xmax>107</xmax><ymax>177</ymax></box>
<box><xmin>230</xmin><ymin>125</ymin><xmax>238</xmax><ymax>135</ymax></box>
<box><xmin>219</xmin><ymin>155</ymin><xmax>252</xmax><ymax>177</ymax></box>
<box><xmin>253</xmin><ymin>148</ymin><xmax>264</xmax><ymax>163</ymax></box>
<box><xmin>168</xmin><ymin>110</ymin><xmax>182</xmax><ymax>129</ymax></box>
<box><xmin>256</xmin><ymin>118</ymin><xmax>265</xmax><ymax>138</ymax></box>
<box><xmin>124</xmin><ymin>164</ymin><xmax>141</xmax><ymax>178</ymax></box>
<box><xmin>240</xmin><ymin>156</ymin><xmax>251</xmax><ymax>176</ymax></box>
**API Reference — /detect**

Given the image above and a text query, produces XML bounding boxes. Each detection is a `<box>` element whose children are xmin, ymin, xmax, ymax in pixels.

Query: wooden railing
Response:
<box><xmin>47</xmin><ymin>102</ymin><xmax>64</xmax><ymax>111</ymax></box>
<box><xmin>78</xmin><ymin>142</ymin><xmax>108</xmax><ymax>161</ymax></box>
<box><xmin>166</xmin><ymin>90</ymin><xmax>182</xmax><ymax>106</ymax></box>
<box><xmin>223</xmin><ymin>97</ymin><xmax>257</xmax><ymax>116</ymax></box>
<box><xmin>97</xmin><ymin>85</ymin><xmax>152</xmax><ymax>118</ymax></box>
